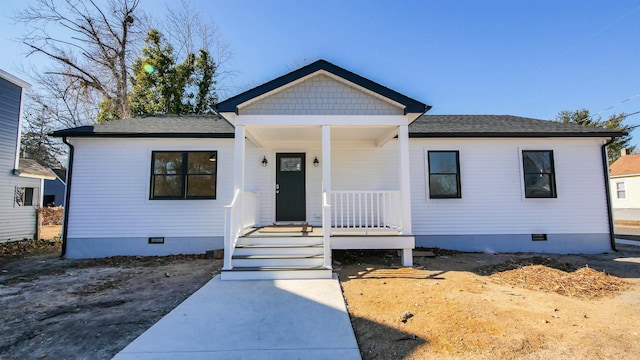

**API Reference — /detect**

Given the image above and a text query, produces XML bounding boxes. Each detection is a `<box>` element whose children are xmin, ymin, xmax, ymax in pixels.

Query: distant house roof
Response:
<box><xmin>15</xmin><ymin>159</ymin><xmax>56</xmax><ymax>179</ymax></box>
<box><xmin>216</xmin><ymin>59</ymin><xmax>429</xmax><ymax>115</ymax></box>
<box><xmin>50</xmin><ymin>114</ymin><xmax>235</xmax><ymax>138</ymax></box>
<box><xmin>409</xmin><ymin>115</ymin><xmax>624</xmax><ymax>138</ymax></box>
<box><xmin>610</xmin><ymin>153</ymin><xmax>640</xmax><ymax>177</ymax></box>
<box><xmin>52</xmin><ymin>168</ymin><xmax>67</xmax><ymax>183</ymax></box>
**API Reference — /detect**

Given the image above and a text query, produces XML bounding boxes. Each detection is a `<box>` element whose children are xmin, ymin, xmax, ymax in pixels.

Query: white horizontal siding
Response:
<box><xmin>245</xmin><ymin>141</ymin><xmax>323</xmax><ymax>225</ymax></box>
<box><xmin>331</xmin><ymin>141</ymin><xmax>399</xmax><ymax>191</ymax></box>
<box><xmin>0</xmin><ymin>176</ymin><xmax>40</xmax><ymax>242</ymax></box>
<box><xmin>67</xmin><ymin>138</ymin><xmax>234</xmax><ymax>238</ymax></box>
<box><xmin>244</xmin><ymin>139</ymin><xmax>402</xmax><ymax>226</ymax></box>
<box><xmin>410</xmin><ymin>138</ymin><xmax>609</xmax><ymax>235</ymax></box>
<box><xmin>610</xmin><ymin>176</ymin><xmax>640</xmax><ymax>209</ymax></box>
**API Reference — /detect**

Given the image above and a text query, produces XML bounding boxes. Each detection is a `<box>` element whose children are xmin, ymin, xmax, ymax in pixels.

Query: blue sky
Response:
<box><xmin>2</xmin><ymin>0</ymin><xmax>640</xmax><ymax>142</ymax></box>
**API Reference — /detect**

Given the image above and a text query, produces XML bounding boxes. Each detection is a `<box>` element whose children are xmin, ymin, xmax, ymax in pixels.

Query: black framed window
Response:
<box><xmin>428</xmin><ymin>151</ymin><xmax>461</xmax><ymax>198</ymax></box>
<box><xmin>522</xmin><ymin>150</ymin><xmax>556</xmax><ymax>198</ymax></box>
<box><xmin>151</xmin><ymin>151</ymin><xmax>217</xmax><ymax>199</ymax></box>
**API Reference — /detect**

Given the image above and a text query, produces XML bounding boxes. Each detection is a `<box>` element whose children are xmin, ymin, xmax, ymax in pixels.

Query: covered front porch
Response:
<box><xmin>214</xmin><ymin>60</ymin><xmax>428</xmax><ymax>279</ymax></box>
<box><xmin>221</xmin><ymin>122</ymin><xmax>415</xmax><ymax>279</ymax></box>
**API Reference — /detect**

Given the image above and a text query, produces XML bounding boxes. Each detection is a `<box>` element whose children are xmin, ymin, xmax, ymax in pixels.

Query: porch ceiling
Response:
<box><xmin>245</xmin><ymin>125</ymin><xmax>398</xmax><ymax>145</ymax></box>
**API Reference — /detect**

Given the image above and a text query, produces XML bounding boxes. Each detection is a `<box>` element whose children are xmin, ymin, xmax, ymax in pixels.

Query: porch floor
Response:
<box><xmin>242</xmin><ymin>226</ymin><xmax>402</xmax><ymax>237</ymax></box>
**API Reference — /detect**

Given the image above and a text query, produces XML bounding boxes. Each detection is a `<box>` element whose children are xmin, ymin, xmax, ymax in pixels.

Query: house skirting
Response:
<box><xmin>65</xmin><ymin>236</ymin><xmax>223</xmax><ymax>259</ymax></box>
<box><xmin>415</xmin><ymin>233</ymin><xmax>612</xmax><ymax>254</ymax></box>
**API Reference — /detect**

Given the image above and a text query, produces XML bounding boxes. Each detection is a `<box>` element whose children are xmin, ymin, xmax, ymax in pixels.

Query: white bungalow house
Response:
<box><xmin>52</xmin><ymin>60</ymin><xmax>622</xmax><ymax>280</ymax></box>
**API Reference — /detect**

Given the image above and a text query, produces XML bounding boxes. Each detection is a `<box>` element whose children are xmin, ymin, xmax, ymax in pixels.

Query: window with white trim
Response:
<box><xmin>428</xmin><ymin>151</ymin><xmax>461</xmax><ymax>198</ymax></box>
<box><xmin>15</xmin><ymin>187</ymin><xmax>37</xmax><ymax>207</ymax></box>
<box><xmin>522</xmin><ymin>150</ymin><xmax>557</xmax><ymax>198</ymax></box>
<box><xmin>616</xmin><ymin>181</ymin><xmax>626</xmax><ymax>199</ymax></box>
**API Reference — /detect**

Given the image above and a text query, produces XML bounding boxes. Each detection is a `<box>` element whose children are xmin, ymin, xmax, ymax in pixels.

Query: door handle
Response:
<box><xmin>275</xmin><ymin>183</ymin><xmax>280</xmax><ymax>194</ymax></box>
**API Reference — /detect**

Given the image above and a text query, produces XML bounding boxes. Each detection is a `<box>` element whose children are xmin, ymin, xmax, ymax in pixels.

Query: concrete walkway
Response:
<box><xmin>112</xmin><ymin>275</ymin><xmax>361</xmax><ymax>360</ymax></box>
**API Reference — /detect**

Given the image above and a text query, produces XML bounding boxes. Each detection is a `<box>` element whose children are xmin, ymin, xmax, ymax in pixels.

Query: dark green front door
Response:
<box><xmin>276</xmin><ymin>153</ymin><xmax>306</xmax><ymax>222</ymax></box>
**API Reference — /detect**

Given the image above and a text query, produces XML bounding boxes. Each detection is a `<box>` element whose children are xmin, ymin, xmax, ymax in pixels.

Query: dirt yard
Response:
<box><xmin>2</xmin><ymin>237</ymin><xmax>640</xmax><ymax>360</ymax></box>
<box><xmin>0</xmin><ymin>240</ymin><xmax>221</xmax><ymax>359</ymax></box>
<box><xmin>338</xmin><ymin>246</ymin><xmax>640</xmax><ymax>359</ymax></box>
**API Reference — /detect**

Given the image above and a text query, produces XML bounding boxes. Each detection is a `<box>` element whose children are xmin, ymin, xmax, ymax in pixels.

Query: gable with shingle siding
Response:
<box><xmin>240</xmin><ymin>74</ymin><xmax>404</xmax><ymax>116</ymax></box>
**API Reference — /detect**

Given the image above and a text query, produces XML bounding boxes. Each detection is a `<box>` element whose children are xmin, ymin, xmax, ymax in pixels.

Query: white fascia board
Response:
<box><xmin>235</xmin><ymin>115</ymin><xmax>408</xmax><ymax>126</ymax></box>
<box><xmin>0</xmin><ymin>69</ymin><xmax>31</xmax><ymax>89</ymax></box>
<box><xmin>14</xmin><ymin>170</ymin><xmax>57</xmax><ymax>180</ymax></box>
<box><xmin>610</xmin><ymin>174</ymin><xmax>640</xmax><ymax>179</ymax></box>
<box><xmin>406</xmin><ymin>113</ymin><xmax>424</xmax><ymax>123</ymax></box>
<box><xmin>236</xmin><ymin>70</ymin><xmax>406</xmax><ymax>111</ymax></box>
<box><xmin>219</xmin><ymin>112</ymin><xmax>236</xmax><ymax>125</ymax></box>
<box><xmin>14</xmin><ymin>86</ymin><xmax>27</xmax><ymax>170</ymax></box>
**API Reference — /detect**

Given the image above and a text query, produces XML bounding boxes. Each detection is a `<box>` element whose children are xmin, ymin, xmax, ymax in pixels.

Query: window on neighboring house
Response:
<box><xmin>616</xmin><ymin>181</ymin><xmax>626</xmax><ymax>199</ymax></box>
<box><xmin>522</xmin><ymin>150</ymin><xmax>557</xmax><ymax>198</ymax></box>
<box><xmin>150</xmin><ymin>151</ymin><xmax>217</xmax><ymax>200</ymax></box>
<box><xmin>15</xmin><ymin>187</ymin><xmax>37</xmax><ymax>207</ymax></box>
<box><xmin>428</xmin><ymin>151</ymin><xmax>461</xmax><ymax>198</ymax></box>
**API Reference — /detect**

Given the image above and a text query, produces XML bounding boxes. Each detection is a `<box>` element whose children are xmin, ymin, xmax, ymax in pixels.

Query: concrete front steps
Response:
<box><xmin>220</xmin><ymin>236</ymin><xmax>333</xmax><ymax>280</ymax></box>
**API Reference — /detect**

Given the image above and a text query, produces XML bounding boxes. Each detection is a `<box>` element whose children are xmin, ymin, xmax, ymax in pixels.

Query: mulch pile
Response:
<box><xmin>38</xmin><ymin>207</ymin><xmax>63</xmax><ymax>225</ymax></box>
<box><xmin>479</xmin><ymin>257</ymin><xmax>632</xmax><ymax>300</ymax></box>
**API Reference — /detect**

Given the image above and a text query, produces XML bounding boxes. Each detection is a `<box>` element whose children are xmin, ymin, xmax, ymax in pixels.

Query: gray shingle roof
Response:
<box><xmin>409</xmin><ymin>115</ymin><xmax>624</xmax><ymax>137</ymax></box>
<box><xmin>50</xmin><ymin>114</ymin><xmax>623</xmax><ymax>139</ymax></box>
<box><xmin>15</xmin><ymin>159</ymin><xmax>56</xmax><ymax>179</ymax></box>
<box><xmin>50</xmin><ymin>114</ymin><xmax>234</xmax><ymax>138</ymax></box>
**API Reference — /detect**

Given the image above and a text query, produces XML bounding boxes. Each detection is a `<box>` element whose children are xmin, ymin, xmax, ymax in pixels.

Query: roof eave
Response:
<box><xmin>13</xmin><ymin>169</ymin><xmax>56</xmax><ymax>180</ymax></box>
<box><xmin>409</xmin><ymin>132</ymin><xmax>624</xmax><ymax>138</ymax></box>
<box><xmin>49</xmin><ymin>132</ymin><xmax>235</xmax><ymax>138</ymax></box>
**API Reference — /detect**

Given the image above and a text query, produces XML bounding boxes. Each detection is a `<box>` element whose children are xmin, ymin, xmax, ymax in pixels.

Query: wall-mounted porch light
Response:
<box><xmin>262</xmin><ymin>156</ymin><xmax>268</xmax><ymax>167</ymax></box>
<box><xmin>313</xmin><ymin>156</ymin><xmax>319</xmax><ymax>167</ymax></box>
<box><xmin>209</xmin><ymin>152</ymin><xmax>217</xmax><ymax>162</ymax></box>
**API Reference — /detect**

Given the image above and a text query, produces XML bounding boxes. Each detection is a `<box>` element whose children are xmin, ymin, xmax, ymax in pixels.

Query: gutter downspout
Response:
<box><xmin>602</xmin><ymin>137</ymin><xmax>616</xmax><ymax>252</ymax></box>
<box><xmin>60</xmin><ymin>137</ymin><xmax>74</xmax><ymax>257</ymax></box>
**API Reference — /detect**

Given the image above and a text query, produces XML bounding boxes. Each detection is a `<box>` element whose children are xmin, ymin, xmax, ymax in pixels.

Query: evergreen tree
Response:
<box><xmin>555</xmin><ymin>109</ymin><xmax>634</xmax><ymax>163</ymax></box>
<box><xmin>129</xmin><ymin>29</ymin><xmax>216</xmax><ymax>116</ymax></box>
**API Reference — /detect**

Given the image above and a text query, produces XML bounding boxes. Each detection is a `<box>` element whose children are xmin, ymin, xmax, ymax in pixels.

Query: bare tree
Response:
<box><xmin>14</xmin><ymin>0</ymin><xmax>146</xmax><ymax>120</ymax></box>
<box><xmin>159</xmin><ymin>0</ymin><xmax>236</xmax><ymax>98</ymax></box>
<box><xmin>29</xmin><ymin>73</ymin><xmax>99</xmax><ymax>128</ymax></box>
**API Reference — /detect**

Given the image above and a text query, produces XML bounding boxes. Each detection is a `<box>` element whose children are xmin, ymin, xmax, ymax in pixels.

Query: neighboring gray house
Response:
<box><xmin>0</xmin><ymin>70</ymin><xmax>56</xmax><ymax>243</ymax></box>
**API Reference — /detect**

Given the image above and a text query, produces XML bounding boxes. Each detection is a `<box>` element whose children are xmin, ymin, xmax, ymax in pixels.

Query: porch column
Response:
<box><xmin>322</xmin><ymin>125</ymin><xmax>332</xmax><ymax>268</ymax></box>
<box><xmin>234</xmin><ymin>125</ymin><xmax>245</xmax><ymax>193</ymax></box>
<box><xmin>322</xmin><ymin>126</ymin><xmax>331</xmax><ymax>193</ymax></box>
<box><xmin>398</xmin><ymin>124</ymin><xmax>413</xmax><ymax>266</ymax></box>
<box><xmin>398</xmin><ymin>125</ymin><xmax>412</xmax><ymax>235</ymax></box>
<box><xmin>224</xmin><ymin>125</ymin><xmax>246</xmax><ymax>270</ymax></box>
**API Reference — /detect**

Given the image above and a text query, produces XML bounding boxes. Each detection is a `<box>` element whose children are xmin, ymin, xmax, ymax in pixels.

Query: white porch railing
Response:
<box><xmin>223</xmin><ymin>190</ymin><xmax>259</xmax><ymax>270</ymax></box>
<box><xmin>330</xmin><ymin>191</ymin><xmax>403</xmax><ymax>233</ymax></box>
